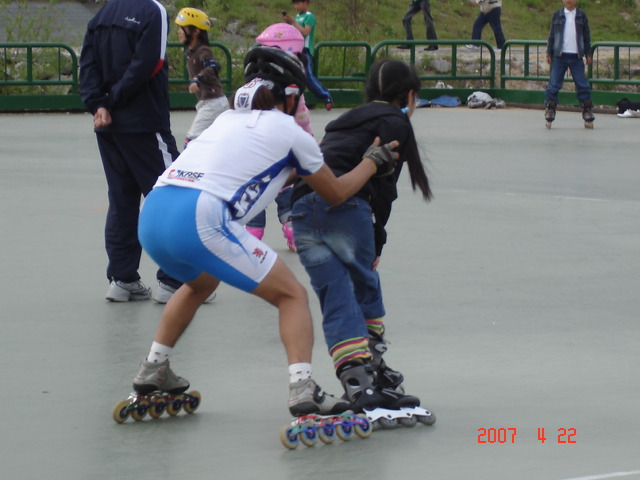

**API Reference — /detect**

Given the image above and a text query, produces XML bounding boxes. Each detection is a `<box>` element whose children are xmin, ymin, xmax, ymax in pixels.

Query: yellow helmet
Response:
<box><xmin>175</xmin><ymin>8</ymin><xmax>212</xmax><ymax>31</ymax></box>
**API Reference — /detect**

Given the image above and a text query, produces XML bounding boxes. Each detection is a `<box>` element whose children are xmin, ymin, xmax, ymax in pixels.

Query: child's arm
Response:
<box><xmin>283</xmin><ymin>15</ymin><xmax>312</xmax><ymax>37</ymax></box>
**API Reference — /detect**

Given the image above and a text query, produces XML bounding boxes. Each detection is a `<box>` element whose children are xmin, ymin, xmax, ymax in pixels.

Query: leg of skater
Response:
<box><xmin>252</xmin><ymin>257</ymin><xmax>349</xmax><ymax>415</ymax></box>
<box><xmin>545</xmin><ymin>56</ymin><xmax>569</xmax><ymax>127</ymax></box>
<box><xmin>567</xmin><ymin>56</ymin><xmax>595</xmax><ymax>127</ymax></box>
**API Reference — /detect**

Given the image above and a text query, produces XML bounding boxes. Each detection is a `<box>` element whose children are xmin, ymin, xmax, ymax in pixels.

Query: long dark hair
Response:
<box><xmin>366</xmin><ymin>59</ymin><xmax>432</xmax><ymax>201</ymax></box>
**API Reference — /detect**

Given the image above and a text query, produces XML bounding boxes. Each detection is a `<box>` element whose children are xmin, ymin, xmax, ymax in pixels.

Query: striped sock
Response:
<box><xmin>330</xmin><ymin>337</ymin><xmax>372</xmax><ymax>372</ymax></box>
<box><xmin>365</xmin><ymin>317</ymin><xmax>385</xmax><ymax>337</ymax></box>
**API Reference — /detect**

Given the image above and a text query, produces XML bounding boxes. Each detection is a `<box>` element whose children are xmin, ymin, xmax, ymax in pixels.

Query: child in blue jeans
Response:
<box><xmin>544</xmin><ymin>0</ymin><xmax>595</xmax><ymax>128</ymax></box>
<box><xmin>290</xmin><ymin>60</ymin><xmax>434</xmax><ymax>419</ymax></box>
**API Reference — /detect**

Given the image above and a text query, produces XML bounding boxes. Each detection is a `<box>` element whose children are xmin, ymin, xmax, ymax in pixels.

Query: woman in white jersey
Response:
<box><xmin>130</xmin><ymin>47</ymin><xmax>399</xmax><ymax>416</ymax></box>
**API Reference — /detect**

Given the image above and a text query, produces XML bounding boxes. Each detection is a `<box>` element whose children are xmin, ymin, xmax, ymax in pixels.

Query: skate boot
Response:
<box><xmin>544</xmin><ymin>100</ymin><xmax>557</xmax><ymax>129</ymax></box>
<box><xmin>581</xmin><ymin>99</ymin><xmax>595</xmax><ymax>129</ymax></box>
<box><xmin>112</xmin><ymin>360</ymin><xmax>199</xmax><ymax>424</ymax></box>
<box><xmin>339</xmin><ymin>363</ymin><xmax>418</xmax><ymax>412</ymax></box>
<box><xmin>133</xmin><ymin>359</ymin><xmax>190</xmax><ymax>395</ymax></box>
<box><xmin>368</xmin><ymin>333</ymin><xmax>404</xmax><ymax>391</ymax></box>
<box><xmin>339</xmin><ymin>363</ymin><xmax>436</xmax><ymax>429</ymax></box>
<box><xmin>288</xmin><ymin>378</ymin><xmax>350</xmax><ymax>416</ymax></box>
<box><xmin>282</xmin><ymin>221</ymin><xmax>296</xmax><ymax>252</ymax></box>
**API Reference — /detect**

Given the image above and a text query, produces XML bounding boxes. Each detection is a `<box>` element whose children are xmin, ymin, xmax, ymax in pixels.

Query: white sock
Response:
<box><xmin>288</xmin><ymin>362</ymin><xmax>312</xmax><ymax>383</ymax></box>
<box><xmin>147</xmin><ymin>341</ymin><xmax>173</xmax><ymax>364</ymax></box>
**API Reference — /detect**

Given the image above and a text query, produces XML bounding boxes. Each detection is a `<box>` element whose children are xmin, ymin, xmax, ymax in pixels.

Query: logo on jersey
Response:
<box><xmin>252</xmin><ymin>247</ymin><xmax>268</xmax><ymax>264</ymax></box>
<box><xmin>236</xmin><ymin>92</ymin><xmax>251</xmax><ymax>109</ymax></box>
<box><xmin>167</xmin><ymin>169</ymin><xmax>204</xmax><ymax>182</ymax></box>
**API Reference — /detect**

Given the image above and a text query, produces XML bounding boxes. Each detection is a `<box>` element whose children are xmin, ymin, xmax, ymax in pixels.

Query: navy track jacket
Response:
<box><xmin>79</xmin><ymin>0</ymin><xmax>172</xmax><ymax>133</ymax></box>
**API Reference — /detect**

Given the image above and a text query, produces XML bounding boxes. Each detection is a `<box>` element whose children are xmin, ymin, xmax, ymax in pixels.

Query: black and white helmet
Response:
<box><xmin>243</xmin><ymin>46</ymin><xmax>307</xmax><ymax>95</ymax></box>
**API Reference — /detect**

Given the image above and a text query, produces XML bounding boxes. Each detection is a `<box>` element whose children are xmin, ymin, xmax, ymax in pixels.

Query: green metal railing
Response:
<box><xmin>1</xmin><ymin>40</ymin><xmax>639</xmax><ymax>112</ymax></box>
<box><xmin>371</xmin><ymin>40</ymin><xmax>496</xmax><ymax>88</ymax></box>
<box><xmin>1</xmin><ymin>42</ymin><xmax>78</xmax><ymax>91</ymax></box>
<box><xmin>589</xmin><ymin>41</ymin><xmax>640</xmax><ymax>88</ymax></box>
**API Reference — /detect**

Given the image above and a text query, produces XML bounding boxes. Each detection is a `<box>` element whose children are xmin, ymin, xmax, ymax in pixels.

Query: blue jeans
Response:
<box><xmin>471</xmin><ymin>7</ymin><xmax>505</xmax><ymax>49</ymax></box>
<box><xmin>545</xmin><ymin>54</ymin><xmax>592</xmax><ymax>104</ymax></box>
<box><xmin>291</xmin><ymin>192</ymin><xmax>385</xmax><ymax>351</ymax></box>
<box><xmin>301</xmin><ymin>49</ymin><xmax>332</xmax><ymax>105</ymax></box>
<box><xmin>402</xmin><ymin>0</ymin><xmax>437</xmax><ymax>41</ymax></box>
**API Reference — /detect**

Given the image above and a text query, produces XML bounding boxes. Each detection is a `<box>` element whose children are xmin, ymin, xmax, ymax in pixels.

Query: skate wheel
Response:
<box><xmin>147</xmin><ymin>397</ymin><xmax>165</xmax><ymax>419</ymax></box>
<box><xmin>112</xmin><ymin>400</ymin><xmax>131</xmax><ymax>424</ymax></box>
<box><xmin>182</xmin><ymin>390</ymin><xmax>201</xmax><ymax>414</ymax></box>
<box><xmin>130</xmin><ymin>399</ymin><xmax>149</xmax><ymax>421</ymax></box>
<box><xmin>398</xmin><ymin>415</ymin><xmax>418</xmax><ymax>428</ymax></box>
<box><xmin>354</xmin><ymin>415</ymin><xmax>373</xmax><ymax>438</ymax></box>
<box><xmin>317</xmin><ymin>424</ymin><xmax>336</xmax><ymax>444</ymax></box>
<box><xmin>299</xmin><ymin>427</ymin><xmax>318</xmax><ymax>447</ymax></box>
<box><xmin>335</xmin><ymin>422</ymin><xmax>354</xmax><ymax>441</ymax></box>
<box><xmin>165</xmin><ymin>397</ymin><xmax>182</xmax><ymax>416</ymax></box>
<box><xmin>279</xmin><ymin>425</ymin><xmax>300</xmax><ymax>450</ymax></box>
<box><xmin>377</xmin><ymin>417</ymin><xmax>398</xmax><ymax>429</ymax></box>
<box><xmin>417</xmin><ymin>411</ymin><xmax>436</xmax><ymax>426</ymax></box>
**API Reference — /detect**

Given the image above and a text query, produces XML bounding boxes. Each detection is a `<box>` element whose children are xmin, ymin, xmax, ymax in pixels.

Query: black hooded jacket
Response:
<box><xmin>292</xmin><ymin>101</ymin><xmax>419</xmax><ymax>255</ymax></box>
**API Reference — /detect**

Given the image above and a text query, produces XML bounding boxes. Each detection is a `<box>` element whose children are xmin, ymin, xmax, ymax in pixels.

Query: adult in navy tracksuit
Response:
<box><xmin>80</xmin><ymin>0</ymin><xmax>181</xmax><ymax>302</ymax></box>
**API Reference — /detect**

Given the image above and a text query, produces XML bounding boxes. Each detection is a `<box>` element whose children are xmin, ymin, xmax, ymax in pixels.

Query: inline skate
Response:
<box><xmin>280</xmin><ymin>412</ymin><xmax>372</xmax><ymax>449</ymax></box>
<box><xmin>281</xmin><ymin>378</ymin><xmax>371</xmax><ymax>449</ymax></box>
<box><xmin>545</xmin><ymin>100</ymin><xmax>557</xmax><ymax>129</ymax></box>
<box><xmin>582</xmin><ymin>99</ymin><xmax>595</xmax><ymax>129</ymax></box>
<box><xmin>112</xmin><ymin>359</ymin><xmax>201</xmax><ymax>423</ymax></box>
<box><xmin>339</xmin><ymin>363</ymin><xmax>436</xmax><ymax>430</ymax></box>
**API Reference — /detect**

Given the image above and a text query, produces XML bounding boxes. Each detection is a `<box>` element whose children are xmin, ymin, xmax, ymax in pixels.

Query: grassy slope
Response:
<box><xmin>181</xmin><ymin>0</ymin><xmax>640</xmax><ymax>48</ymax></box>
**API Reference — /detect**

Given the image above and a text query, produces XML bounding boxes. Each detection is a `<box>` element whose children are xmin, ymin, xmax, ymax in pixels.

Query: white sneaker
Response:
<box><xmin>465</xmin><ymin>44</ymin><xmax>480</xmax><ymax>50</ymax></box>
<box><xmin>106</xmin><ymin>279</ymin><xmax>151</xmax><ymax>302</ymax></box>
<box><xmin>617</xmin><ymin>109</ymin><xmax>640</xmax><ymax>118</ymax></box>
<box><xmin>152</xmin><ymin>281</ymin><xmax>217</xmax><ymax>304</ymax></box>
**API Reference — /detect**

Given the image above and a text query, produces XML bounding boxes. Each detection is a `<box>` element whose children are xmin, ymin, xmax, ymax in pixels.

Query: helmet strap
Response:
<box><xmin>283</xmin><ymin>85</ymin><xmax>301</xmax><ymax>116</ymax></box>
<box><xmin>180</xmin><ymin>26</ymin><xmax>192</xmax><ymax>46</ymax></box>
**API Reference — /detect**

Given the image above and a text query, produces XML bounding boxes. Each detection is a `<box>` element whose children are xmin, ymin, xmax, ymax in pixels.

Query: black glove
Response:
<box><xmin>363</xmin><ymin>142</ymin><xmax>397</xmax><ymax>177</ymax></box>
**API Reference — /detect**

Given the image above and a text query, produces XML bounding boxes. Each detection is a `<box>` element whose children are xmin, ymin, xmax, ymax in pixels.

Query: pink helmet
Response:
<box><xmin>256</xmin><ymin>23</ymin><xmax>304</xmax><ymax>54</ymax></box>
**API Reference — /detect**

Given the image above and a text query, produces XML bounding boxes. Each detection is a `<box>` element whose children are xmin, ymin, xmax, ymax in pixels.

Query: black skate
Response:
<box><xmin>368</xmin><ymin>333</ymin><xmax>405</xmax><ymax>391</ymax></box>
<box><xmin>339</xmin><ymin>363</ymin><xmax>436</xmax><ymax>430</ymax></box>
<box><xmin>545</xmin><ymin>100</ymin><xmax>557</xmax><ymax>129</ymax></box>
<box><xmin>582</xmin><ymin>99</ymin><xmax>595</xmax><ymax>129</ymax></box>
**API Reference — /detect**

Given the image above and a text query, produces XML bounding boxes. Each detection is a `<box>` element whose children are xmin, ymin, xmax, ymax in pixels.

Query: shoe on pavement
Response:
<box><xmin>152</xmin><ymin>281</ymin><xmax>217</xmax><ymax>304</ymax></box>
<box><xmin>617</xmin><ymin>109</ymin><xmax>640</xmax><ymax>118</ymax></box>
<box><xmin>465</xmin><ymin>44</ymin><xmax>480</xmax><ymax>50</ymax></box>
<box><xmin>106</xmin><ymin>279</ymin><xmax>151</xmax><ymax>302</ymax></box>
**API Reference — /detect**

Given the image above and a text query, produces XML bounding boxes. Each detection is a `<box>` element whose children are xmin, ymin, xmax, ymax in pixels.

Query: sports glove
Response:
<box><xmin>363</xmin><ymin>142</ymin><xmax>397</xmax><ymax>177</ymax></box>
